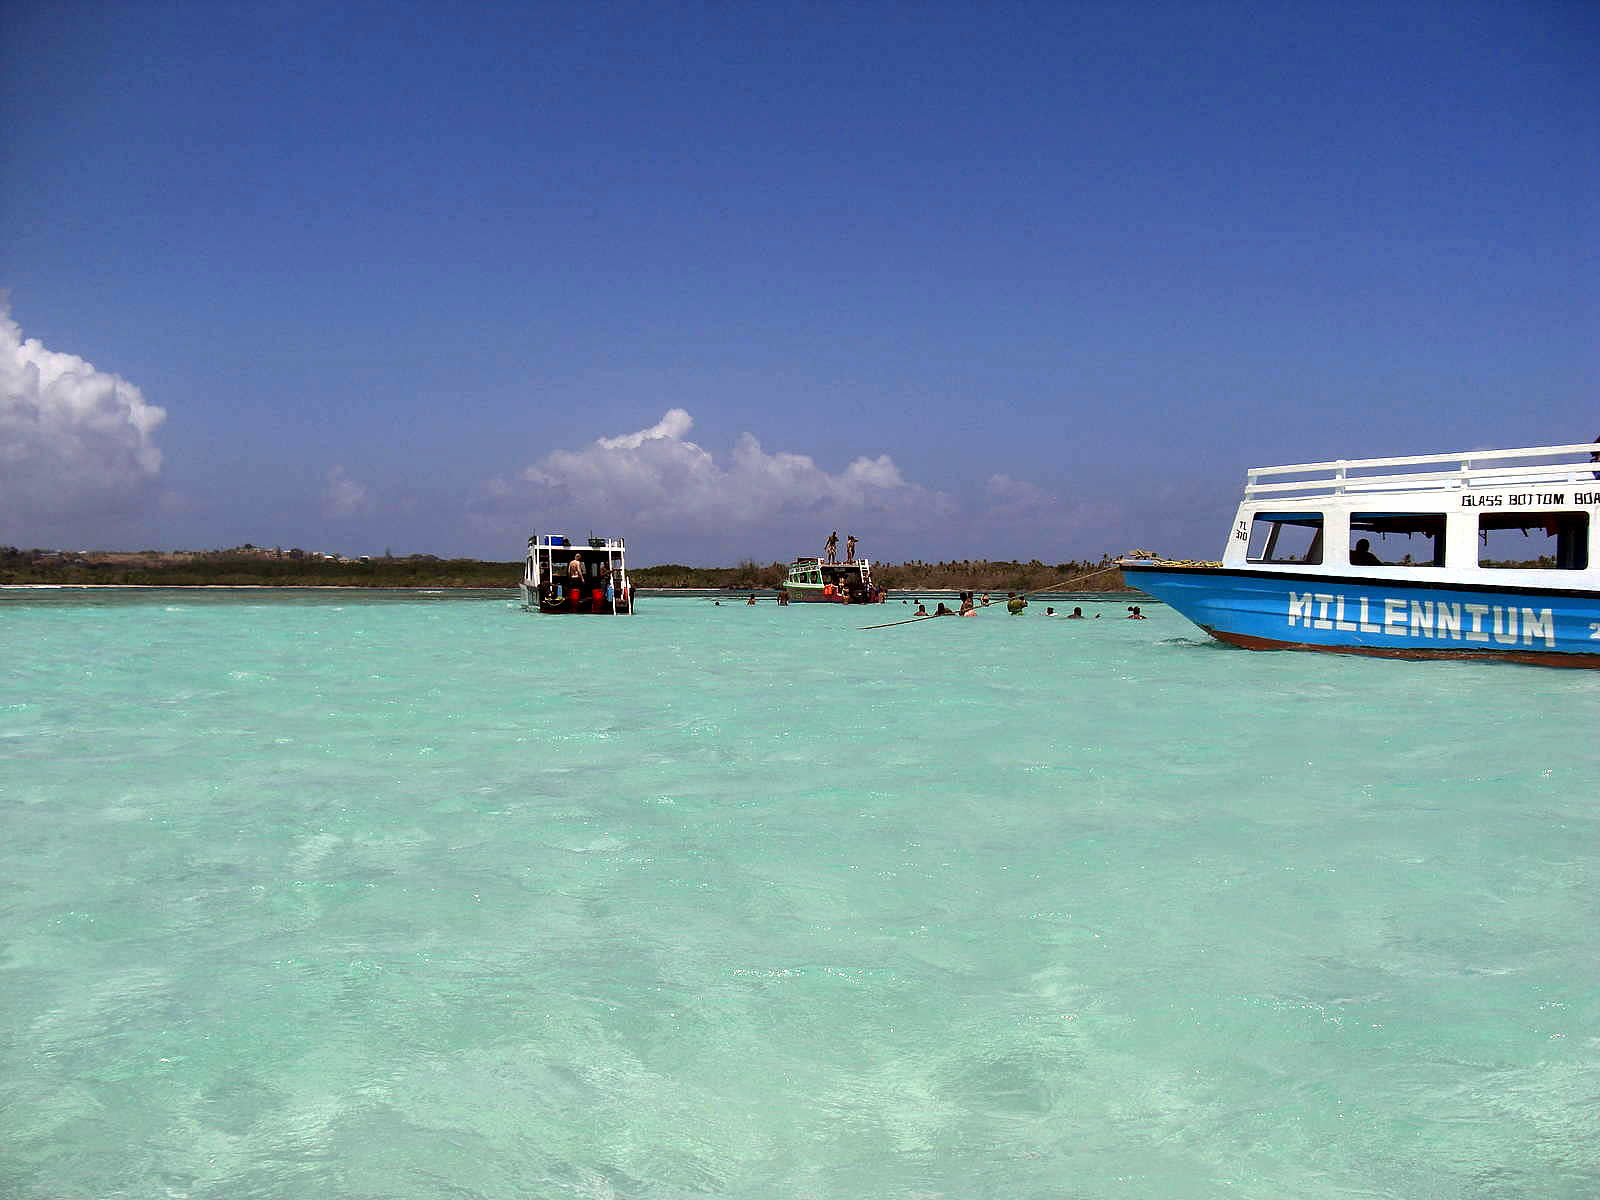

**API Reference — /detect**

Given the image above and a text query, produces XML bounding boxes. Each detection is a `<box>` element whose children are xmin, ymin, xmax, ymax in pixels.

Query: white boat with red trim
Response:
<box><xmin>521</xmin><ymin>534</ymin><xmax>636</xmax><ymax>614</ymax></box>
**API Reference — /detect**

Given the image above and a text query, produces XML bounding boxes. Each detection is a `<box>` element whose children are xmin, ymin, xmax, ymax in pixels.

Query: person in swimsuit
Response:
<box><xmin>845</xmin><ymin>534</ymin><xmax>858</xmax><ymax>561</ymax></box>
<box><xmin>825</xmin><ymin>531</ymin><xmax>839</xmax><ymax>563</ymax></box>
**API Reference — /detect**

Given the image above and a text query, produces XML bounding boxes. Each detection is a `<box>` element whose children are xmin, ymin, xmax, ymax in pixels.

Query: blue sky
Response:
<box><xmin>3</xmin><ymin>0</ymin><xmax>1595</xmax><ymax>564</ymax></box>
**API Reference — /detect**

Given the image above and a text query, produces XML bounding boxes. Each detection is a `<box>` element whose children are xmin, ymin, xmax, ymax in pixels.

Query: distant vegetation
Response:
<box><xmin>631</xmin><ymin>557</ymin><xmax>1130</xmax><ymax>591</ymax></box>
<box><xmin>0</xmin><ymin>547</ymin><xmax>518</xmax><ymax>588</ymax></box>
<box><xmin>0</xmin><ymin>547</ymin><xmax>1135</xmax><ymax>592</ymax></box>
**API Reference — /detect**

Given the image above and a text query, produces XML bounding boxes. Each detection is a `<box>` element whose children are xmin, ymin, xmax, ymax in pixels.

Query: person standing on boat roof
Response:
<box><xmin>825</xmin><ymin>531</ymin><xmax>839</xmax><ymax>563</ymax></box>
<box><xmin>846</xmin><ymin>533</ymin><xmax>858</xmax><ymax>561</ymax></box>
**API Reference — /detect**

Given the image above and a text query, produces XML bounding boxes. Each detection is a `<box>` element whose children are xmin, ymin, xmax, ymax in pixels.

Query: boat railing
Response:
<box><xmin>530</xmin><ymin>535</ymin><xmax>626</xmax><ymax>550</ymax></box>
<box><xmin>1244</xmin><ymin>442</ymin><xmax>1600</xmax><ymax>500</ymax></box>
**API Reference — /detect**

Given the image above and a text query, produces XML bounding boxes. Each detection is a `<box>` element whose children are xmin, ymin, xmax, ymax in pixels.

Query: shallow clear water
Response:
<box><xmin>3</xmin><ymin>590</ymin><xmax>1598</xmax><ymax>1199</ymax></box>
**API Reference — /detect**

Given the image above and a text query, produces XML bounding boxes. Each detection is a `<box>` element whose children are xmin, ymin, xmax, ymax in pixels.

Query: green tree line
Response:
<box><xmin>0</xmin><ymin>548</ymin><xmax>1134</xmax><ymax>591</ymax></box>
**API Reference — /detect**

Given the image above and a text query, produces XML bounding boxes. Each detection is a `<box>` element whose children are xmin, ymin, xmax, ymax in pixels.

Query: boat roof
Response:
<box><xmin>1244</xmin><ymin>441</ymin><xmax>1600</xmax><ymax>504</ymax></box>
<box><xmin>530</xmin><ymin>535</ymin><xmax>626</xmax><ymax>550</ymax></box>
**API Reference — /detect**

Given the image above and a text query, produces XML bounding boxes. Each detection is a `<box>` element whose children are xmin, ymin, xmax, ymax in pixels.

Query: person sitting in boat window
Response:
<box><xmin>1590</xmin><ymin>432</ymin><xmax>1599</xmax><ymax>479</ymax></box>
<box><xmin>1350</xmin><ymin>538</ymin><xmax>1382</xmax><ymax>566</ymax></box>
<box><xmin>846</xmin><ymin>533</ymin><xmax>858</xmax><ymax>561</ymax></box>
<box><xmin>825</xmin><ymin>531</ymin><xmax>839</xmax><ymax>563</ymax></box>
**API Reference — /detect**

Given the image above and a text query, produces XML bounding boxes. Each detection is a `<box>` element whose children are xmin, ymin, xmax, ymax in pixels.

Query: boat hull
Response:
<box><xmin>782</xmin><ymin>583</ymin><xmax>885</xmax><ymax>603</ymax></box>
<box><xmin>785</xmin><ymin>584</ymin><xmax>845</xmax><ymax>603</ymax></box>
<box><xmin>1121</xmin><ymin>563</ymin><xmax>1600</xmax><ymax>668</ymax></box>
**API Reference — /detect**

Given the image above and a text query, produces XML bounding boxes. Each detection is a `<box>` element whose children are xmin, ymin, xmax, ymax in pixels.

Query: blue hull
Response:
<box><xmin>1121</xmin><ymin>564</ymin><xmax>1600</xmax><ymax>668</ymax></box>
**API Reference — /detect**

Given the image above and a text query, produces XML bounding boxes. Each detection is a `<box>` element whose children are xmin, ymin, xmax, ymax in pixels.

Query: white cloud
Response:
<box><xmin>324</xmin><ymin>465</ymin><xmax>372</xmax><ymax>518</ymax></box>
<box><xmin>596</xmin><ymin>407</ymin><xmax>694</xmax><ymax>450</ymax></box>
<box><xmin>518</xmin><ymin>410</ymin><xmax>947</xmax><ymax>531</ymax></box>
<box><xmin>0</xmin><ymin>301</ymin><xmax>166</xmax><ymax>529</ymax></box>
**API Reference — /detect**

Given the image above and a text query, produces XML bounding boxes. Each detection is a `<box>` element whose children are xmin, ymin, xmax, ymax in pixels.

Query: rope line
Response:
<box><xmin>858</xmin><ymin>562</ymin><xmax>1126</xmax><ymax>630</ymax></box>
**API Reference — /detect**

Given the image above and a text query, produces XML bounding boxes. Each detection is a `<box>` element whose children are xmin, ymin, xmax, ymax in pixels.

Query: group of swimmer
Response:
<box><xmin>720</xmin><ymin>589</ymin><xmax>1150</xmax><ymax>619</ymax></box>
<box><xmin>902</xmin><ymin>593</ymin><xmax>1149</xmax><ymax>619</ymax></box>
<box><xmin>1040</xmin><ymin>604</ymin><xmax>1146</xmax><ymax>619</ymax></box>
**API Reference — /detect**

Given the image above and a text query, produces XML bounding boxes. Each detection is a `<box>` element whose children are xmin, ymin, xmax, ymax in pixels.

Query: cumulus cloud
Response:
<box><xmin>324</xmin><ymin>465</ymin><xmax>373</xmax><ymax>518</ymax></box>
<box><xmin>596</xmin><ymin>407</ymin><xmax>694</xmax><ymax>450</ymax></box>
<box><xmin>0</xmin><ymin>301</ymin><xmax>166</xmax><ymax>528</ymax></box>
<box><xmin>517</xmin><ymin>409</ymin><xmax>946</xmax><ymax>531</ymax></box>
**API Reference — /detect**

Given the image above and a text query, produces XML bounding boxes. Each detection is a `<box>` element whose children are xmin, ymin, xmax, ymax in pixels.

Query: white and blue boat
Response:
<box><xmin>1121</xmin><ymin>440</ymin><xmax>1600</xmax><ymax>668</ymax></box>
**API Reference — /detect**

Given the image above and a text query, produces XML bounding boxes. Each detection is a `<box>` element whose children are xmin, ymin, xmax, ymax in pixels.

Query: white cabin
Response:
<box><xmin>1221</xmin><ymin>441</ymin><xmax>1600</xmax><ymax>590</ymax></box>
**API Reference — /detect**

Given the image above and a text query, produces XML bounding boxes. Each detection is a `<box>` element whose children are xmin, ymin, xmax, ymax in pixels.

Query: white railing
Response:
<box><xmin>531</xmin><ymin>536</ymin><xmax>626</xmax><ymax>550</ymax></box>
<box><xmin>1244</xmin><ymin>442</ymin><xmax>1600</xmax><ymax>500</ymax></box>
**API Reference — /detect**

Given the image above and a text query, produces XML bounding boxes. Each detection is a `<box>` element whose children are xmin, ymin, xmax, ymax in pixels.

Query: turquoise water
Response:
<box><xmin>3</xmin><ymin>589</ymin><xmax>1598</xmax><ymax>1199</ymax></box>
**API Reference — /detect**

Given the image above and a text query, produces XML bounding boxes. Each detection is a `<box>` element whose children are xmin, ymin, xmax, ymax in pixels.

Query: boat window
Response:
<box><xmin>1247</xmin><ymin>513</ymin><xmax>1323</xmax><ymax>564</ymax></box>
<box><xmin>1348</xmin><ymin>513</ymin><xmax>1446</xmax><ymax>567</ymax></box>
<box><xmin>1478</xmin><ymin>512</ymin><xmax>1589</xmax><ymax>570</ymax></box>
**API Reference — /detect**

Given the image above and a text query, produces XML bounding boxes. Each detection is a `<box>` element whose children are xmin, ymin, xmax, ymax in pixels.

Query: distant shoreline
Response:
<box><xmin>1</xmin><ymin>552</ymin><xmax>1136</xmax><ymax>593</ymax></box>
